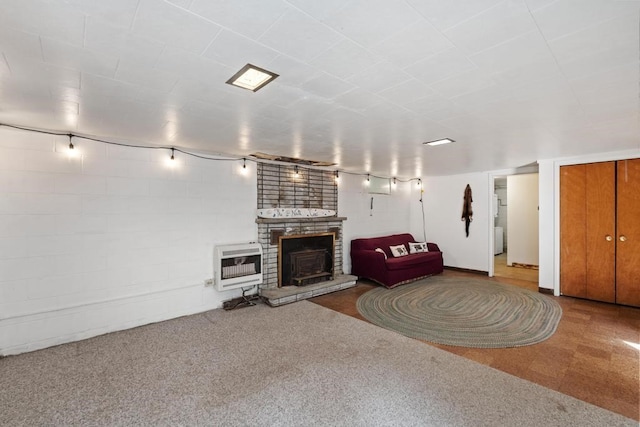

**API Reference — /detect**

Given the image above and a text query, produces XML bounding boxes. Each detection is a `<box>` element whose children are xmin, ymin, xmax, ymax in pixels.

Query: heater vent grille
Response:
<box><xmin>214</xmin><ymin>243</ymin><xmax>263</xmax><ymax>292</ymax></box>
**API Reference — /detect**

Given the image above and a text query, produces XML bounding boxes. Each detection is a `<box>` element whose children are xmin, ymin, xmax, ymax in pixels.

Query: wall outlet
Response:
<box><xmin>204</xmin><ymin>278</ymin><xmax>214</xmax><ymax>287</ymax></box>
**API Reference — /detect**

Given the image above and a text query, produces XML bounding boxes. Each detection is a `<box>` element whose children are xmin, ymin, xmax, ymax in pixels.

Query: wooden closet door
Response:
<box><xmin>616</xmin><ymin>158</ymin><xmax>640</xmax><ymax>307</ymax></box>
<box><xmin>560</xmin><ymin>164</ymin><xmax>587</xmax><ymax>298</ymax></box>
<box><xmin>585</xmin><ymin>162</ymin><xmax>616</xmax><ymax>303</ymax></box>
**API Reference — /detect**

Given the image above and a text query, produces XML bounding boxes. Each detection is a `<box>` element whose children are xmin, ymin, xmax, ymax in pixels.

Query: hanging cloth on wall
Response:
<box><xmin>461</xmin><ymin>184</ymin><xmax>473</xmax><ymax>237</ymax></box>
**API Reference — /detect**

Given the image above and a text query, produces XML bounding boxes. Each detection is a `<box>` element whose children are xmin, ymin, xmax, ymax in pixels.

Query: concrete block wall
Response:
<box><xmin>0</xmin><ymin>127</ymin><xmax>257</xmax><ymax>355</ymax></box>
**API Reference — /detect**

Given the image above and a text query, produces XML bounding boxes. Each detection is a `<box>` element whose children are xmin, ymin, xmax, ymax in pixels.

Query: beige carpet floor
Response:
<box><xmin>0</xmin><ymin>301</ymin><xmax>635</xmax><ymax>426</ymax></box>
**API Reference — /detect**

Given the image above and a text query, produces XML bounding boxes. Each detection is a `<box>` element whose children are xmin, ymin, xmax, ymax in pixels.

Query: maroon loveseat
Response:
<box><xmin>350</xmin><ymin>233</ymin><xmax>444</xmax><ymax>288</ymax></box>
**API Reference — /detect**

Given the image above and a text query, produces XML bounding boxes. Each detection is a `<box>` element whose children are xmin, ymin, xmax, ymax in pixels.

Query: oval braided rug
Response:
<box><xmin>356</xmin><ymin>276</ymin><xmax>562</xmax><ymax>348</ymax></box>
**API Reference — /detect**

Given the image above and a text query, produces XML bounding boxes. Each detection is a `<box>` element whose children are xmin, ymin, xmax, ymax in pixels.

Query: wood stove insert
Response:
<box><xmin>279</xmin><ymin>232</ymin><xmax>335</xmax><ymax>287</ymax></box>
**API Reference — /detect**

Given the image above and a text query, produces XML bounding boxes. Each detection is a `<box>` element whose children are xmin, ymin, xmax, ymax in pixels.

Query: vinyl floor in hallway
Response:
<box><xmin>310</xmin><ymin>270</ymin><xmax>640</xmax><ymax>421</ymax></box>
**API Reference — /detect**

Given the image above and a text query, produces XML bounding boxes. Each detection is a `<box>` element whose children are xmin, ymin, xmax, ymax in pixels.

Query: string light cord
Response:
<box><xmin>1</xmin><ymin>121</ymin><xmax>429</xmax><ymax>243</ymax></box>
<box><xmin>0</xmin><ymin>122</ymin><xmax>422</xmax><ymax>181</ymax></box>
<box><xmin>0</xmin><ymin>122</ymin><xmax>241</xmax><ymax>162</ymax></box>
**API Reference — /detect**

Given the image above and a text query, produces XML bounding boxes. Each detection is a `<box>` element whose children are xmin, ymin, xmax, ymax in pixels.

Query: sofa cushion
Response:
<box><xmin>408</xmin><ymin>242</ymin><xmax>428</xmax><ymax>253</ymax></box>
<box><xmin>385</xmin><ymin>252</ymin><xmax>441</xmax><ymax>271</ymax></box>
<box><xmin>375</xmin><ymin>248</ymin><xmax>388</xmax><ymax>259</ymax></box>
<box><xmin>389</xmin><ymin>244</ymin><xmax>408</xmax><ymax>257</ymax></box>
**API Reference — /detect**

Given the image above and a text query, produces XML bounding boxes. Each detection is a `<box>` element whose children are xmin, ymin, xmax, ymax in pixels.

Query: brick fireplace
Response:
<box><xmin>255</xmin><ymin>163</ymin><xmax>356</xmax><ymax>306</ymax></box>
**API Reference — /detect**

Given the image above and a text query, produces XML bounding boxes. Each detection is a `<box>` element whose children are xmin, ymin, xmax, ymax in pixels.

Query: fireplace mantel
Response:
<box><xmin>256</xmin><ymin>216</ymin><xmax>347</xmax><ymax>224</ymax></box>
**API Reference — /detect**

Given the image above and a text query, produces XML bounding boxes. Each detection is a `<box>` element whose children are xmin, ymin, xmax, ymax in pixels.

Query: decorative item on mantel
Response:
<box><xmin>256</xmin><ymin>208</ymin><xmax>336</xmax><ymax>219</ymax></box>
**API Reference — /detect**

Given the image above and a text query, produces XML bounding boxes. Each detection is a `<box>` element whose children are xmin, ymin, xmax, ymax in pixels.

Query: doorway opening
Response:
<box><xmin>492</xmin><ymin>174</ymin><xmax>539</xmax><ymax>287</ymax></box>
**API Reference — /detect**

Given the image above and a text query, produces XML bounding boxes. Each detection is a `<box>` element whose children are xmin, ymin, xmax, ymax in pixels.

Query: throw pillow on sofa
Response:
<box><xmin>409</xmin><ymin>242</ymin><xmax>429</xmax><ymax>254</ymax></box>
<box><xmin>389</xmin><ymin>244</ymin><xmax>408</xmax><ymax>257</ymax></box>
<box><xmin>375</xmin><ymin>248</ymin><xmax>388</xmax><ymax>259</ymax></box>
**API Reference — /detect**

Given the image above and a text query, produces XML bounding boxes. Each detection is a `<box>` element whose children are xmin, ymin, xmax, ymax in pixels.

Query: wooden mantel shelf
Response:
<box><xmin>256</xmin><ymin>216</ymin><xmax>347</xmax><ymax>224</ymax></box>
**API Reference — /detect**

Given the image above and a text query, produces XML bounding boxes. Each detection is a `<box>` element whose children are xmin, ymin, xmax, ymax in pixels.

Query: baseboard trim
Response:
<box><xmin>444</xmin><ymin>266</ymin><xmax>489</xmax><ymax>276</ymax></box>
<box><xmin>538</xmin><ymin>288</ymin><xmax>553</xmax><ymax>295</ymax></box>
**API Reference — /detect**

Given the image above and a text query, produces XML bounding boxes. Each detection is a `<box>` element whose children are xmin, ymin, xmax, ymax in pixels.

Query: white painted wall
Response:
<box><xmin>506</xmin><ymin>174</ymin><xmax>539</xmax><ymax>266</ymax></box>
<box><xmin>420</xmin><ymin>172</ymin><xmax>490</xmax><ymax>272</ymax></box>
<box><xmin>537</xmin><ymin>161</ymin><xmax>554</xmax><ymax>290</ymax></box>
<box><xmin>339</xmin><ymin>174</ymin><xmax>419</xmax><ymax>274</ymax></box>
<box><xmin>0</xmin><ymin>127</ymin><xmax>257</xmax><ymax>355</ymax></box>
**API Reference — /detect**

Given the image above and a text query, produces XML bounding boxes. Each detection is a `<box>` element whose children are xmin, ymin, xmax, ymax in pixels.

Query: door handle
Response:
<box><xmin>605</xmin><ymin>235</ymin><xmax>613</xmax><ymax>241</ymax></box>
<box><xmin>619</xmin><ymin>235</ymin><xmax>627</xmax><ymax>242</ymax></box>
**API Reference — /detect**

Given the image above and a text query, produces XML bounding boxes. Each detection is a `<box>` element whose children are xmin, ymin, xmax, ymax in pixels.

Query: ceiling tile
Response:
<box><xmin>258</xmin><ymin>8</ymin><xmax>343</xmax><ymax>61</ymax></box>
<box><xmin>323</xmin><ymin>0</ymin><xmax>421</xmax><ymax>47</ymax></box>
<box><xmin>264</xmin><ymin>55</ymin><xmax>322</xmax><ymax>87</ymax></box>
<box><xmin>523</xmin><ymin>0</ymin><xmax>558</xmax><ymax>12</ymax></box>
<box><xmin>300</xmin><ymin>72</ymin><xmax>355</xmax><ymax>99</ymax></box>
<box><xmin>557</xmin><ymin>46</ymin><xmax>639</xmax><ymax>81</ymax></box>
<box><xmin>169</xmin><ymin>78</ymin><xmax>236</xmax><ymax>107</ymax></box>
<box><xmin>548</xmin><ymin>14</ymin><xmax>639</xmax><ymax>65</ymax></box>
<box><xmin>61</xmin><ymin>0</ymin><xmax>141</xmax><ymax>29</ymax></box>
<box><xmin>429</xmin><ymin>69</ymin><xmax>496</xmax><ymax>99</ymax></box>
<box><xmin>532</xmin><ymin>0</ymin><xmax>640</xmax><ymax>41</ymax></box>
<box><xmin>406</xmin><ymin>0</ymin><xmax>504</xmax><ymax>31</ymax></box>
<box><xmin>189</xmin><ymin>0</ymin><xmax>289</xmax><ymax>39</ymax></box>
<box><xmin>202</xmin><ymin>30</ymin><xmax>280</xmax><ymax>70</ymax></box>
<box><xmin>166</xmin><ymin>0</ymin><xmax>193</xmax><ymax>8</ymax></box>
<box><xmin>309</xmin><ymin>39</ymin><xmax>380</xmax><ymax>79</ymax></box>
<box><xmin>421</xmin><ymin>105</ymin><xmax>471</xmax><ymax>122</ymax></box>
<box><xmin>469</xmin><ymin>30</ymin><xmax>555</xmax><ymax>74</ymax></box>
<box><xmin>372</xmin><ymin>20</ymin><xmax>454</xmax><ymax>68</ymax></box>
<box><xmin>114</xmin><ymin>59</ymin><xmax>178</xmax><ymax>92</ymax></box>
<box><xmin>444</xmin><ymin>0</ymin><xmax>538</xmax><ymax>54</ymax></box>
<box><xmin>334</xmin><ymin>89</ymin><xmax>383</xmax><ymax>111</ymax></box>
<box><xmin>261</xmin><ymin>85</ymin><xmax>308</xmax><ymax>108</ymax></box>
<box><xmin>0</xmin><ymin>54</ymin><xmax>10</xmax><ymax>77</ymax></box>
<box><xmin>569</xmin><ymin>62</ymin><xmax>640</xmax><ymax>102</ymax></box>
<box><xmin>377</xmin><ymin>79</ymin><xmax>434</xmax><ymax>105</ymax></box>
<box><xmin>41</xmin><ymin>37</ymin><xmax>120</xmax><ymax>78</ymax></box>
<box><xmin>404</xmin><ymin>94</ymin><xmax>455</xmax><ymax>114</ymax></box>
<box><xmin>132</xmin><ymin>0</ymin><xmax>221</xmax><ymax>54</ymax></box>
<box><xmin>156</xmin><ymin>47</ymin><xmax>234</xmax><ymax>84</ymax></box>
<box><xmin>346</xmin><ymin>61</ymin><xmax>412</xmax><ymax>93</ymax></box>
<box><xmin>0</xmin><ymin>27</ymin><xmax>42</xmax><ymax>62</ymax></box>
<box><xmin>5</xmin><ymin>55</ymin><xmax>81</xmax><ymax>91</ymax></box>
<box><xmin>284</xmin><ymin>0</ymin><xmax>347</xmax><ymax>21</ymax></box>
<box><xmin>84</xmin><ymin>17</ymin><xmax>165</xmax><ymax>65</ymax></box>
<box><xmin>488</xmin><ymin>56</ymin><xmax>562</xmax><ymax>88</ymax></box>
<box><xmin>405</xmin><ymin>48</ymin><xmax>477</xmax><ymax>85</ymax></box>
<box><xmin>80</xmin><ymin>73</ymin><xmax>134</xmax><ymax>101</ymax></box>
<box><xmin>0</xmin><ymin>1</ymin><xmax>85</xmax><ymax>46</ymax></box>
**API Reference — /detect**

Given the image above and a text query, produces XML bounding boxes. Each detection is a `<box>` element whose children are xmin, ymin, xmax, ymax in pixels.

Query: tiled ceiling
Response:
<box><xmin>0</xmin><ymin>0</ymin><xmax>638</xmax><ymax>177</ymax></box>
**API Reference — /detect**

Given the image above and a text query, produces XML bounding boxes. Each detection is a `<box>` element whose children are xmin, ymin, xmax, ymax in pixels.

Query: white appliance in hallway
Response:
<box><xmin>494</xmin><ymin>227</ymin><xmax>504</xmax><ymax>255</ymax></box>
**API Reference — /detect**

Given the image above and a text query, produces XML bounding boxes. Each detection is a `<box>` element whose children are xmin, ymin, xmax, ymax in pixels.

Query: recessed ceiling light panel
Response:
<box><xmin>423</xmin><ymin>138</ymin><xmax>455</xmax><ymax>146</ymax></box>
<box><xmin>226</xmin><ymin>63</ymin><xmax>278</xmax><ymax>92</ymax></box>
